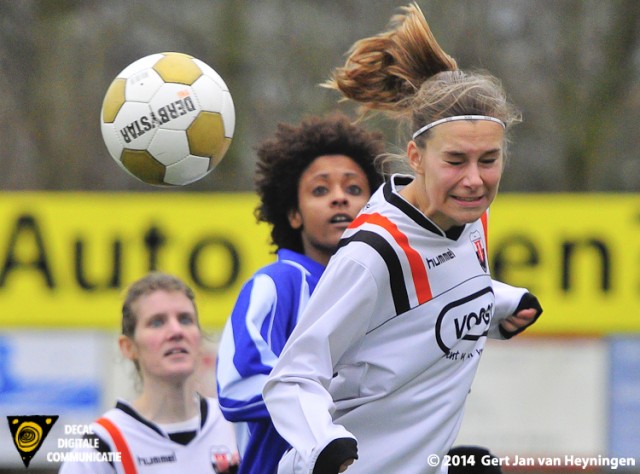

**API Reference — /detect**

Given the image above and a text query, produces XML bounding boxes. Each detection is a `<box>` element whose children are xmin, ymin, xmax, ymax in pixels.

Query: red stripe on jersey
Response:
<box><xmin>96</xmin><ymin>417</ymin><xmax>138</xmax><ymax>474</ymax></box>
<box><xmin>480</xmin><ymin>211</ymin><xmax>488</xmax><ymax>255</ymax></box>
<box><xmin>350</xmin><ymin>213</ymin><xmax>432</xmax><ymax>303</ymax></box>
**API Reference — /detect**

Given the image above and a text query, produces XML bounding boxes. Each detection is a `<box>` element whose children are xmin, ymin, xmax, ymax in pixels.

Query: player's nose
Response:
<box><xmin>330</xmin><ymin>185</ymin><xmax>349</xmax><ymax>206</ymax></box>
<box><xmin>166</xmin><ymin>317</ymin><xmax>186</xmax><ymax>339</ymax></box>
<box><xmin>461</xmin><ymin>163</ymin><xmax>483</xmax><ymax>187</ymax></box>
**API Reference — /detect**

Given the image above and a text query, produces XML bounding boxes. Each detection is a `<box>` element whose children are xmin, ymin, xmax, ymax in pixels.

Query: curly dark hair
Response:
<box><xmin>255</xmin><ymin>112</ymin><xmax>385</xmax><ymax>253</ymax></box>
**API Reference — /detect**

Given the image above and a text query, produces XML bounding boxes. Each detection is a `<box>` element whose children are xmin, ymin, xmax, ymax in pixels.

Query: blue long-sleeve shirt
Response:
<box><xmin>216</xmin><ymin>249</ymin><xmax>324</xmax><ymax>474</ymax></box>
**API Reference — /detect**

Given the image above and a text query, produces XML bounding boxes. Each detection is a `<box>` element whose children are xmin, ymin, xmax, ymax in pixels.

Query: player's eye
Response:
<box><xmin>148</xmin><ymin>317</ymin><xmax>164</xmax><ymax>328</ymax></box>
<box><xmin>311</xmin><ymin>186</ymin><xmax>328</xmax><ymax>196</ymax></box>
<box><xmin>346</xmin><ymin>184</ymin><xmax>363</xmax><ymax>196</ymax></box>
<box><xmin>179</xmin><ymin>313</ymin><xmax>196</xmax><ymax>325</ymax></box>
<box><xmin>480</xmin><ymin>157</ymin><xmax>499</xmax><ymax>166</ymax></box>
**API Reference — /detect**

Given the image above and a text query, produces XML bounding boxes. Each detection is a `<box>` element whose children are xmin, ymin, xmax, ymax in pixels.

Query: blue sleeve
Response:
<box><xmin>216</xmin><ymin>267</ymin><xmax>301</xmax><ymax>422</ymax></box>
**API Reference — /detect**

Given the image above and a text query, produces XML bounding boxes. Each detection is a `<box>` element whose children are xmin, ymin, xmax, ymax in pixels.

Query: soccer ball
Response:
<box><xmin>100</xmin><ymin>52</ymin><xmax>235</xmax><ymax>186</ymax></box>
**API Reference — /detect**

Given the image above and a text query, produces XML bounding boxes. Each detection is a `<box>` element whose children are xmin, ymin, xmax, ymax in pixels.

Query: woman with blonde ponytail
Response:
<box><xmin>325</xmin><ymin>2</ymin><xmax>458</xmax><ymax>114</ymax></box>
<box><xmin>264</xmin><ymin>4</ymin><xmax>542</xmax><ymax>474</ymax></box>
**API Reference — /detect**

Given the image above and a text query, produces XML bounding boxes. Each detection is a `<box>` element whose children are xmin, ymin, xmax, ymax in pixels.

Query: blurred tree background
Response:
<box><xmin>1</xmin><ymin>0</ymin><xmax>639</xmax><ymax>193</ymax></box>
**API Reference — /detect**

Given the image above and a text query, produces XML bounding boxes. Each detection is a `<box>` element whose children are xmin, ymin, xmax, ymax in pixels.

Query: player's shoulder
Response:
<box><xmin>200</xmin><ymin>397</ymin><xmax>239</xmax><ymax>449</ymax></box>
<box><xmin>201</xmin><ymin>396</ymin><xmax>231</xmax><ymax>426</ymax></box>
<box><xmin>256</xmin><ymin>260</ymin><xmax>299</xmax><ymax>278</ymax></box>
<box><xmin>202</xmin><ymin>396</ymin><xmax>223</xmax><ymax>416</ymax></box>
<box><xmin>337</xmin><ymin>208</ymin><xmax>409</xmax><ymax>264</ymax></box>
<box><xmin>92</xmin><ymin>404</ymin><xmax>126</xmax><ymax>428</ymax></box>
<box><xmin>78</xmin><ymin>406</ymin><xmax>126</xmax><ymax>455</ymax></box>
<box><xmin>249</xmin><ymin>262</ymin><xmax>301</xmax><ymax>296</ymax></box>
<box><xmin>256</xmin><ymin>249</ymin><xmax>321</xmax><ymax>280</ymax></box>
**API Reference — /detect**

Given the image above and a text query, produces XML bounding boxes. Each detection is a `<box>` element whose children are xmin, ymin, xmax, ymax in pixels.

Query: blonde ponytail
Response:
<box><xmin>324</xmin><ymin>3</ymin><xmax>457</xmax><ymax>115</ymax></box>
<box><xmin>325</xmin><ymin>3</ymin><xmax>521</xmax><ymax>146</ymax></box>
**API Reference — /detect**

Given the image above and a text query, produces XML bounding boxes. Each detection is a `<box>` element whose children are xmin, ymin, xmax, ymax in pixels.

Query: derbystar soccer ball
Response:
<box><xmin>100</xmin><ymin>52</ymin><xmax>235</xmax><ymax>186</ymax></box>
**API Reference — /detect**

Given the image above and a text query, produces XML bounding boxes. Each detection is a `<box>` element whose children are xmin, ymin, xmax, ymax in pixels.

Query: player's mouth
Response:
<box><xmin>329</xmin><ymin>213</ymin><xmax>353</xmax><ymax>225</ymax></box>
<box><xmin>452</xmin><ymin>195</ymin><xmax>484</xmax><ymax>206</ymax></box>
<box><xmin>164</xmin><ymin>347</ymin><xmax>189</xmax><ymax>357</ymax></box>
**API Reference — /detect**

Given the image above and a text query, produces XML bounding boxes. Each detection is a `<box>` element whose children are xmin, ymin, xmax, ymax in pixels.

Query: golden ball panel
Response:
<box><xmin>210</xmin><ymin>138</ymin><xmax>232</xmax><ymax>169</ymax></box>
<box><xmin>101</xmin><ymin>78</ymin><xmax>126</xmax><ymax>123</ymax></box>
<box><xmin>154</xmin><ymin>53</ymin><xmax>202</xmax><ymax>86</ymax></box>
<box><xmin>187</xmin><ymin>111</ymin><xmax>229</xmax><ymax>160</ymax></box>
<box><xmin>121</xmin><ymin>149</ymin><xmax>167</xmax><ymax>186</ymax></box>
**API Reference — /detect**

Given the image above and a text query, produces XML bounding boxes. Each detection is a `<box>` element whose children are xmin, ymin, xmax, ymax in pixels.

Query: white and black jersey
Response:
<box><xmin>59</xmin><ymin>397</ymin><xmax>239</xmax><ymax>474</ymax></box>
<box><xmin>264</xmin><ymin>175</ymin><xmax>529</xmax><ymax>474</ymax></box>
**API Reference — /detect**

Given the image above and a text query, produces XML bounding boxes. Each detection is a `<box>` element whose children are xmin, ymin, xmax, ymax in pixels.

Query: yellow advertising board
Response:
<box><xmin>0</xmin><ymin>193</ymin><xmax>638</xmax><ymax>334</ymax></box>
<box><xmin>0</xmin><ymin>193</ymin><xmax>274</xmax><ymax>331</ymax></box>
<box><xmin>489</xmin><ymin>194</ymin><xmax>640</xmax><ymax>335</ymax></box>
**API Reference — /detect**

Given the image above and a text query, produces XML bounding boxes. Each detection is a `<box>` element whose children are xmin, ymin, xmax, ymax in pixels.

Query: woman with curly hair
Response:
<box><xmin>216</xmin><ymin>112</ymin><xmax>385</xmax><ymax>474</ymax></box>
<box><xmin>264</xmin><ymin>4</ymin><xmax>542</xmax><ymax>474</ymax></box>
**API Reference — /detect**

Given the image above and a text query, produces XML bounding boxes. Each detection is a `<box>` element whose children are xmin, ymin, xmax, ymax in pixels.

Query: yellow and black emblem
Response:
<box><xmin>7</xmin><ymin>415</ymin><xmax>58</xmax><ymax>467</ymax></box>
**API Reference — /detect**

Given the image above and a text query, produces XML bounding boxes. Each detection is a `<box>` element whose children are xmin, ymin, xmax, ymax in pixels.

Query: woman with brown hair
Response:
<box><xmin>60</xmin><ymin>272</ymin><xmax>239</xmax><ymax>473</ymax></box>
<box><xmin>264</xmin><ymin>4</ymin><xmax>542</xmax><ymax>473</ymax></box>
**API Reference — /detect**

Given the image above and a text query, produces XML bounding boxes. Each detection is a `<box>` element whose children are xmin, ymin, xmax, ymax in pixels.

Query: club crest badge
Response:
<box><xmin>469</xmin><ymin>230</ymin><xmax>488</xmax><ymax>272</ymax></box>
<box><xmin>211</xmin><ymin>446</ymin><xmax>240</xmax><ymax>473</ymax></box>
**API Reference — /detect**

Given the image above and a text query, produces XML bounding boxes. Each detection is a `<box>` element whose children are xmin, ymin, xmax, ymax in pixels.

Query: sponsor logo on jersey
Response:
<box><xmin>426</xmin><ymin>248</ymin><xmax>456</xmax><ymax>269</ymax></box>
<box><xmin>137</xmin><ymin>452</ymin><xmax>177</xmax><ymax>465</ymax></box>
<box><xmin>435</xmin><ymin>287</ymin><xmax>493</xmax><ymax>355</ymax></box>
<box><xmin>469</xmin><ymin>230</ymin><xmax>488</xmax><ymax>272</ymax></box>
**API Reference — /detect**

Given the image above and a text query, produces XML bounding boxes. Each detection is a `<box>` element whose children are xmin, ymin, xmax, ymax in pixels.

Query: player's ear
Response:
<box><xmin>119</xmin><ymin>335</ymin><xmax>137</xmax><ymax>361</ymax></box>
<box><xmin>407</xmin><ymin>140</ymin><xmax>424</xmax><ymax>175</ymax></box>
<box><xmin>288</xmin><ymin>208</ymin><xmax>302</xmax><ymax>230</ymax></box>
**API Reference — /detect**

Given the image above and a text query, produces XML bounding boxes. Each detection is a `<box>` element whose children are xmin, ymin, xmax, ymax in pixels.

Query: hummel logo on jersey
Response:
<box><xmin>469</xmin><ymin>230</ymin><xmax>487</xmax><ymax>272</ymax></box>
<box><xmin>137</xmin><ymin>452</ymin><xmax>176</xmax><ymax>465</ymax></box>
<box><xmin>426</xmin><ymin>248</ymin><xmax>456</xmax><ymax>269</ymax></box>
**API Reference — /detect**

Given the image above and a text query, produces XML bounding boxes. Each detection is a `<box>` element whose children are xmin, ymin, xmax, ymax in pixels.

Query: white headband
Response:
<box><xmin>412</xmin><ymin>115</ymin><xmax>506</xmax><ymax>140</ymax></box>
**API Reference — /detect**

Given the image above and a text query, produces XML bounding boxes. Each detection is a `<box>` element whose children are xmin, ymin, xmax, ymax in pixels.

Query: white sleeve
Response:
<box><xmin>487</xmin><ymin>279</ymin><xmax>529</xmax><ymax>339</ymax></box>
<box><xmin>263</xmin><ymin>256</ymin><xmax>378</xmax><ymax>471</ymax></box>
